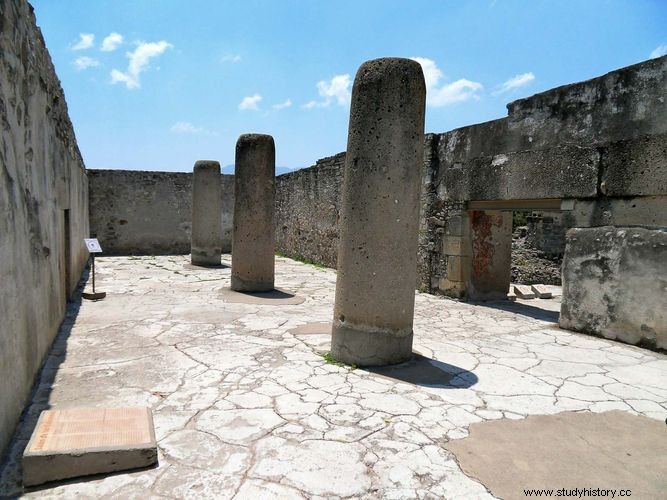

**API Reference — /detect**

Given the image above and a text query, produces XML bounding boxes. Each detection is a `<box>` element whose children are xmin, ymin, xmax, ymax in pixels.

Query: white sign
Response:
<box><xmin>84</xmin><ymin>238</ymin><xmax>103</xmax><ymax>253</ymax></box>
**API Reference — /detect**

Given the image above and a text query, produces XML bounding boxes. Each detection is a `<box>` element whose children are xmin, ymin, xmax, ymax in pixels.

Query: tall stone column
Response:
<box><xmin>231</xmin><ymin>134</ymin><xmax>275</xmax><ymax>292</ymax></box>
<box><xmin>191</xmin><ymin>160</ymin><xmax>222</xmax><ymax>266</ymax></box>
<box><xmin>331</xmin><ymin>58</ymin><xmax>426</xmax><ymax>367</ymax></box>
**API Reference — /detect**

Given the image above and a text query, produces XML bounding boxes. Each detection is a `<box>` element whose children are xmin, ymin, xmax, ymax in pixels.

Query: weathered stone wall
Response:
<box><xmin>426</xmin><ymin>56</ymin><xmax>667</xmax><ymax>297</ymax></box>
<box><xmin>526</xmin><ymin>212</ymin><xmax>568</xmax><ymax>257</ymax></box>
<box><xmin>0</xmin><ymin>0</ymin><xmax>89</xmax><ymax>457</ymax></box>
<box><xmin>275</xmin><ymin>153</ymin><xmax>345</xmax><ymax>267</ymax></box>
<box><xmin>560</xmin><ymin>226</ymin><xmax>667</xmax><ymax>351</ymax></box>
<box><xmin>88</xmin><ymin>169</ymin><xmax>234</xmax><ymax>255</ymax></box>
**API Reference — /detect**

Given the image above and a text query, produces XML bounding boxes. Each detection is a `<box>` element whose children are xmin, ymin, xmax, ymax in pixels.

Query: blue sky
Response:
<box><xmin>32</xmin><ymin>0</ymin><xmax>667</xmax><ymax>173</ymax></box>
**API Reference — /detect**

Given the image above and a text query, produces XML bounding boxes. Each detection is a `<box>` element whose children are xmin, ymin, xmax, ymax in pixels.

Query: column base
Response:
<box><xmin>230</xmin><ymin>275</ymin><xmax>274</xmax><ymax>293</ymax></box>
<box><xmin>331</xmin><ymin>321</ymin><xmax>413</xmax><ymax>367</ymax></box>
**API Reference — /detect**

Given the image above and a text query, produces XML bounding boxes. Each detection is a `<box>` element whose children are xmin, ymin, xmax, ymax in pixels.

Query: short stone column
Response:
<box><xmin>231</xmin><ymin>134</ymin><xmax>275</xmax><ymax>292</ymax></box>
<box><xmin>191</xmin><ymin>160</ymin><xmax>222</xmax><ymax>266</ymax></box>
<box><xmin>331</xmin><ymin>58</ymin><xmax>426</xmax><ymax>367</ymax></box>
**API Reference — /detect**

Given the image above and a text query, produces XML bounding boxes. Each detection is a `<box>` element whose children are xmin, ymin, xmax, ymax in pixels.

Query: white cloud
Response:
<box><xmin>72</xmin><ymin>33</ymin><xmax>94</xmax><ymax>51</ymax></box>
<box><xmin>110</xmin><ymin>40</ymin><xmax>172</xmax><ymax>89</ymax></box>
<box><xmin>303</xmin><ymin>74</ymin><xmax>351</xmax><ymax>108</ymax></box>
<box><xmin>492</xmin><ymin>72</ymin><xmax>535</xmax><ymax>95</ymax></box>
<box><xmin>410</xmin><ymin>57</ymin><xmax>483</xmax><ymax>107</ymax></box>
<box><xmin>74</xmin><ymin>56</ymin><xmax>100</xmax><ymax>71</ymax></box>
<box><xmin>238</xmin><ymin>94</ymin><xmax>262</xmax><ymax>110</ymax></box>
<box><xmin>272</xmin><ymin>98</ymin><xmax>292</xmax><ymax>110</ymax></box>
<box><xmin>650</xmin><ymin>44</ymin><xmax>667</xmax><ymax>59</ymax></box>
<box><xmin>101</xmin><ymin>32</ymin><xmax>123</xmax><ymax>52</ymax></box>
<box><xmin>170</xmin><ymin>121</ymin><xmax>215</xmax><ymax>135</ymax></box>
<box><xmin>221</xmin><ymin>54</ymin><xmax>242</xmax><ymax>63</ymax></box>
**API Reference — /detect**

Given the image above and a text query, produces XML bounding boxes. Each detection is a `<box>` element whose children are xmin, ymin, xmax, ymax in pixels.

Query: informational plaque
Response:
<box><xmin>84</xmin><ymin>238</ymin><xmax>103</xmax><ymax>253</ymax></box>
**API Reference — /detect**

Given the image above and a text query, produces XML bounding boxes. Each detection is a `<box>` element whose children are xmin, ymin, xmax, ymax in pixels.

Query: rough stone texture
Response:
<box><xmin>0</xmin><ymin>0</ymin><xmax>89</xmax><ymax>459</ymax></box>
<box><xmin>446</xmin><ymin>410</ymin><xmax>667</xmax><ymax>499</ymax></box>
<box><xmin>22</xmin><ymin>407</ymin><xmax>157</xmax><ymax>486</ymax></box>
<box><xmin>88</xmin><ymin>169</ymin><xmax>234</xmax><ymax>255</ymax></box>
<box><xmin>0</xmin><ymin>255</ymin><xmax>664</xmax><ymax>497</ymax></box>
<box><xmin>332</xmin><ymin>58</ymin><xmax>426</xmax><ymax>366</ymax></box>
<box><xmin>465</xmin><ymin>210</ymin><xmax>513</xmax><ymax>301</ymax></box>
<box><xmin>600</xmin><ymin>132</ymin><xmax>667</xmax><ymax>197</ymax></box>
<box><xmin>560</xmin><ymin>226</ymin><xmax>667</xmax><ymax>350</ymax></box>
<box><xmin>231</xmin><ymin>134</ymin><xmax>275</xmax><ymax>292</ymax></box>
<box><xmin>270</xmin><ymin>57</ymin><xmax>667</xmax><ymax>300</ymax></box>
<box><xmin>526</xmin><ymin>211</ymin><xmax>568</xmax><ymax>257</ymax></box>
<box><xmin>275</xmin><ymin>153</ymin><xmax>345</xmax><ymax>268</ymax></box>
<box><xmin>191</xmin><ymin>161</ymin><xmax>222</xmax><ymax>266</ymax></box>
<box><xmin>442</xmin><ymin>144</ymin><xmax>600</xmax><ymax>202</ymax></box>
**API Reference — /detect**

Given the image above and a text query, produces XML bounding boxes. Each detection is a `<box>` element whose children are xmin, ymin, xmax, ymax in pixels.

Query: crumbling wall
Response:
<box><xmin>425</xmin><ymin>56</ymin><xmax>667</xmax><ymax>296</ymax></box>
<box><xmin>560</xmin><ymin>226</ymin><xmax>667</xmax><ymax>351</ymax></box>
<box><xmin>0</xmin><ymin>0</ymin><xmax>89</xmax><ymax>457</ymax></box>
<box><xmin>88</xmin><ymin>170</ymin><xmax>234</xmax><ymax>255</ymax></box>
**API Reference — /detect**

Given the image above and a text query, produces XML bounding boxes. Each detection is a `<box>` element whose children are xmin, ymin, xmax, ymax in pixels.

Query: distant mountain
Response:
<box><xmin>221</xmin><ymin>164</ymin><xmax>297</xmax><ymax>176</ymax></box>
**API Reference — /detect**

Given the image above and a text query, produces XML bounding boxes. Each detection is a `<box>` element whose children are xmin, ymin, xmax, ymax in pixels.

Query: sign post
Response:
<box><xmin>82</xmin><ymin>238</ymin><xmax>106</xmax><ymax>300</ymax></box>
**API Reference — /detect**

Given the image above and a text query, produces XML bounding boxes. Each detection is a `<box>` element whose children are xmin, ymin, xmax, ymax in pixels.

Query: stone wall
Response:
<box><xmin>275</xmin><ymin>153</ymin><xmax>345</xmax><ymax>267</ymax></box>
<box><xmin>560</xmin><ymin>226</ymin><xmax>666</xmax><ymax>351</ymax></box>
<box><xmin>88</xmin><ymin>169</ymin><xmax>234</xmax><ymax>255</ymax></box>
<box><xmin>0</xmin><ymin>0</ymin><xmax>89</xmax><ymax>457</ymax></box>
<box><xmin>425</xmin><ymin>56</ymin><xmax>667</xmax><ymax>298</ymax></box>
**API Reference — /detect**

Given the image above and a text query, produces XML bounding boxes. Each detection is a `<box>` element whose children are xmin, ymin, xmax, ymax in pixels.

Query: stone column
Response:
<box><xmin>331</xmin><ymin>58</ymin><xmax>426</xmax><ymax>367</ymax></box>
<box><xmin>231</xmin><ymin>134</ymin><xmax>275</xmax><ymax>292</ymax></box>
<box><xmin>191</xmin><ymin>160</ymin><xmax>222</xmax><ymax>266</ymax></box>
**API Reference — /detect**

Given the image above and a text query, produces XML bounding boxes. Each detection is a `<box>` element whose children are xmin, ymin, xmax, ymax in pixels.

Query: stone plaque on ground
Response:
<box><xmin>531</xmin><ymin>284</ymin><xmax>552</xmax><ymax>298</ymax></box>
<box><xmin>513</xmin><ymin>285</ymin><xmax>536</xmax><ymax>299</ymax></box>
<box><xmin>23</xmin><ymin>407</ymin><xmax>157</xmax><ymax>487</ymax></box>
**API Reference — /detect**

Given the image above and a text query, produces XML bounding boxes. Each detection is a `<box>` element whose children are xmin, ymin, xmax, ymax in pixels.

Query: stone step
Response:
<box><xmin>531</xmin><ymin>284</ymin><xmax>553</xmax><ymax>299</ymax></box>
<box><xmin>513</xmin><ymin>285</ymin><xmax>536</xmax><ymax>299</ymax></box>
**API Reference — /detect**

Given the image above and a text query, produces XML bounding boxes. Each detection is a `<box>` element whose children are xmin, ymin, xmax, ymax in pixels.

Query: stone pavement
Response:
<box><xmin>0</xmin><ymin>255</ymin><xmax>665</xmax><ymax>498</ymax></box>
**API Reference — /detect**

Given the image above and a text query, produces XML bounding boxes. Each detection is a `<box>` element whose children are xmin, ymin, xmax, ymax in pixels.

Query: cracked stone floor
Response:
<box><xmin>0</xmin><ymin>255</ymin><xmax>665</xmax><ymax>498</ymax></box>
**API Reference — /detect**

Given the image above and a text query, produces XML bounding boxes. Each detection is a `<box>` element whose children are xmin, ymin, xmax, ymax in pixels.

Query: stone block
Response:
<box><xmin>530</xmin><ymin>284</ymin><xmax>552</xmax><ymax>299</ymax></box>
<box><xmin>600</xmin><ymin>133</ymin><xmax>667</xmax><ymax>197</ymax></box>
<box><xmin>507</xmin><ymin>291</ymin><xmax>517</xmax><ymax>301</ymax></box>
<box><xmin>23</xmin><ymin>407</ymin><xmax>157</xmax><ymax>487</ymax></box>
<box><xmin>446</xmin><ymin>256</ymin><xmax>464</xmax><ymax>281</ymax></box>
<box><xmin>443</xmin><ymin>237</ymin><xmax>465</xmax><ymax>256</ymax></box>
<box><xmin>513</xmin><ymin>285</ymin><xmax>536</xmax><ymax>299</ymax></box>
<box><xmin>560</xmin><ymin>226</ymin><xmax>667</xmax><ymax>350</ymax></box>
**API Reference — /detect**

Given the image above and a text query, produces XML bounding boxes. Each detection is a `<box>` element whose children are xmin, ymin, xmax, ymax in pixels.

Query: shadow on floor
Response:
<box><xmin>0</xmin><ymin>265</ymin><xmax>90</xmax><ymax>496</ymax></box>
<box><xmin>365</xmin><ymin>354</ymin><xmax>478</xmax><ymax>389</ymax></box>
<box><xmin>474</xmin><ymin>300</ymin><xmax>560</xmax><ymax>323</ymax></box>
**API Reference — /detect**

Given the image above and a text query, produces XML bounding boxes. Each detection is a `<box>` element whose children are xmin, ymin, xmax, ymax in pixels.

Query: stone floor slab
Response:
<box><xmin>0</xmin><ymin>255</ymin><xmax>664</xmax><ymax>498</ymax></box>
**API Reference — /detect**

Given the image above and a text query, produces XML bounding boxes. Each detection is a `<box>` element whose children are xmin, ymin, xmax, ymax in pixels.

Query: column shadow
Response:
<box><xmin>365</xmin><ymin>354</ymin><xmax>478</xmax><ymax>389</ymax></box>
<box><xmin>473</xmin><ymin>300</ymin><xmax>560</xmax><ymax>323</ymax></box>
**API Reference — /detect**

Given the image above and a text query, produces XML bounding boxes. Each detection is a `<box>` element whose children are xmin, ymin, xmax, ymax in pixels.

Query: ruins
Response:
<box><xmin>231</xmin><ymin>134</ymin><xmax>276</xmax><ymax>292</ymax></box>
<box><xmin>0</xmin><ymin>0</ymin><xmax>665</xmax><ymax>496</ymax></box>
<box><xmin>191</xmin><ymin>160</ymin><xmax>223</xmax><ymax>267</ymax></box>
<box><xmin>331</xmin><ymin>58</ymin><xmax>426</xmax><ymax>367</ymax></box>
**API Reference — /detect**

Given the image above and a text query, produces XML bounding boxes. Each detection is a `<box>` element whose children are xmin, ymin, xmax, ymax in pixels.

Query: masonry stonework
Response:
<box><xmin>0</xmin><ymin>0</ymin><xmax>89</xmax><ymax>457</ymax></box>
<box><xmin>88</xmin><ymin>169</ymin><xmax>234</xmax><ymax>255</ymax></box>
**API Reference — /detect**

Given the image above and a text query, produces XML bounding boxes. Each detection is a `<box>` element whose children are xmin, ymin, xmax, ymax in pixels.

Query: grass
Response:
<box><xmin>322</xmin><ymin>352</ymin><xmax>357</xmax><ymax>371</ymax></box>
<box><xmin>275</xmin><ymin>251</ymin><xmax>328</xmax><ymax>270</ymax></box>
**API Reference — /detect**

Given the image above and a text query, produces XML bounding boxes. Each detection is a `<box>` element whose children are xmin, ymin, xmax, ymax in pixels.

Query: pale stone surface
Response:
<box><xmin>0</xmin><ymin>255</ymin><xmax>665</xmax><ymax>498</ymax></box>
<box><xmin>513</xmin><ymin>284</ymin><xmax>536</xmax><ymax>299</ymax></box>
<box><xmin>530</xmin><ymin>284</ymin><xmax>552</xmax><ymax>299</ymax></box>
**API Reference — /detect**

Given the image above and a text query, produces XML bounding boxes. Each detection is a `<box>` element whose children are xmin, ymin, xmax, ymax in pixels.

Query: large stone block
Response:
<box><xmin>600</xmin><ymin>133</ymin><xmax>667</xmax><ymax>197</ymax></box>
<box><xmin>560</xmin><ymin>226</ymin><xmax>667</xmax><ymax>350</ymax></box>
<box><xmin>443</xmin><ymin>144</ymin><xmax>599</xmax><ymax>202</ymax></box>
